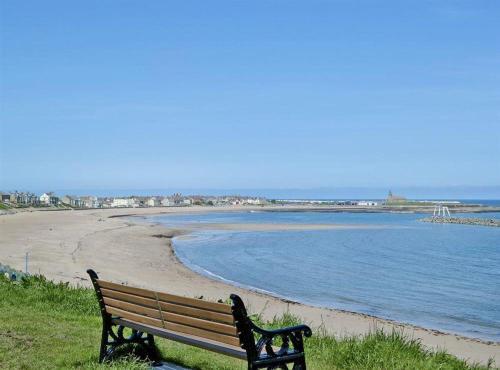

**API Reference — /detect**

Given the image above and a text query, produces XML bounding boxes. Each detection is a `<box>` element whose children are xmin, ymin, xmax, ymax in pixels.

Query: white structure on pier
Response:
<box><xmin>433</xmin><ymin>204</ymin><xmax>451</xmax><ymax>218</ymax></box>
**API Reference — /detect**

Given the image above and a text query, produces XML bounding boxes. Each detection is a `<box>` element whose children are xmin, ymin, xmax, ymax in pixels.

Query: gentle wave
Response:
<box><xmin>173</xmin><ymin>238</ymin><xmax>282</xmax><ymax>298</ymax></box>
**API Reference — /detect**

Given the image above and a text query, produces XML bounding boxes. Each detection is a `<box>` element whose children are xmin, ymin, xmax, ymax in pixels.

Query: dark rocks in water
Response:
<box><xmin>420</xmin><ymin>217</ymin><xmax>500</xmax><ymax>227</ymax></box>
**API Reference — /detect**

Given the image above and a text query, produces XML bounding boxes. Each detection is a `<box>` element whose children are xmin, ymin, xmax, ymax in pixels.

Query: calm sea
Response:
<box><xmin>148</xmin><ymin>210</ymin><xmax>500</xmax><ymax>342</ymax></box>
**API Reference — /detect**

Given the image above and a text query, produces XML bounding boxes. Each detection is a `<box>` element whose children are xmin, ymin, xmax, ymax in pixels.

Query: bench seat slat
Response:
<box><xmin>112</xmin><ymin>318</ymin><xmax>247</xmax><ymax>360</ymax></box>
<box><xmin>106</xmin><ymin>306</ymin><xmax>240</xmax><ymax>347</ymax></box>
<box><xmin>161</xmin><ymin>311</ymin><xmax>237</xmax><ymax>336</ymax></box>
<box><xmin>107</xmin><ymin>306</ymin><xmax>163</xmax><ymax>328</ymax></box>
<box><xmin>159</xmin><ymin>301</ymin><xmax>235</xmax><ymax>325</ymax></box>
<box><xmin>101</xmin><ymin>288</ymin><xmax>234</xmax><ymax>325</ymax></box>
<box><xmin>97</xmin><ymin>279</ymin><xmax>232</xmax><ymax>314</ymax></box>
<box><xmin>101</xmin><ymin>288</ymin><xmax>158</xmax><ymax>309</ymax></box>
<box><xmin>156</xmin><ymin>292</ymin><xmax>232</xmax><ymax>314</ymax></box>
<box><xmin>97</xmin><ymin>280</ymin><xmax>156</xmax><ymax>299</ymax></box>
<box><xmin>104</xmin><ymin>297</ymin><xmax>238</xmax><ymax>336</ymax></box>
<box><xmin>164</xmin><ymin>320</ymin><xmax>240</xmax><ymax>347</ymax></box>
<box><xmin>103</xmin><ymin>297</ymin><xmax>162</xmax><ymax>320</ymax></box>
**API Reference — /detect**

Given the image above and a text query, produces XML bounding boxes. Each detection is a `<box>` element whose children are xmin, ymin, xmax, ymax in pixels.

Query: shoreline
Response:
<box><xmin>166</xmin><ymin>222</ymin><xmax>497</xmax><ymax>345</ymax></box>
<box><xmin>169</xmin><ymin>233</ymin><xmax>496</xmax><ymax>345</ymax></box>
<box><xmin>3</xmin><ymin>202</ymin><xmax>500</xmax><ymax>217</ymax></box>
<box><xmin>0</xmin><ymin>206</ymin><xmax>498</xmax><ymax>365</ymax></box>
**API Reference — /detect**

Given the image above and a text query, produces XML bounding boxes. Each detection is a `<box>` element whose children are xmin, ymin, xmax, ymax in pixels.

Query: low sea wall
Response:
<box><xmin>420</xmin><ymin>217</ymin><xmax>500</xmax><ymax>227</ymax></box>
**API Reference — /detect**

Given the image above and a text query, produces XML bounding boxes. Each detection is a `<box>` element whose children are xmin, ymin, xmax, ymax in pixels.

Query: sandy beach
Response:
<box><xmin>0</xmin><ymin>206</ymin><xmax>498</xmax><ymax>366</ymax></box>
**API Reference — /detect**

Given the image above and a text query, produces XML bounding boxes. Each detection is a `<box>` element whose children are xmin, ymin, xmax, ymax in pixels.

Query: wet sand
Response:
<box><xmin>0</xmin><ymin>206</ymin><xmax>498</xmax><ymax>365</ymax></box>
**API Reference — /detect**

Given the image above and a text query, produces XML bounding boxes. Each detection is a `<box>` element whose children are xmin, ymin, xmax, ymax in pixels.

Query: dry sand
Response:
<box><xmin>0</xmin><ymin>206</ymin><xmax>498</xmax><ymax>366</ymax></box>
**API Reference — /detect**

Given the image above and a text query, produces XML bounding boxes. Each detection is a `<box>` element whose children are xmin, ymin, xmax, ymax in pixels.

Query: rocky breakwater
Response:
<box><xmin>420</xmin><ymin>217</ymin><xmax>500</xmax><ymax>227</ymax></box>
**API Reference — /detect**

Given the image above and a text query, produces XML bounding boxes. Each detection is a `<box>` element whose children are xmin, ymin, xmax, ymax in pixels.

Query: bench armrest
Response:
<box><xmin>230</xmin><ymin>294</ymin><xmax>311</xmax><ymax>362</ymax></box>
<box><xmin>249</xmin><ymin>321</ymin><xmax>312</xmax><ymax>358</ymax></box>
<box><xmin>250</xmin><ymin>322</ymin><xmax>312</xmax><ymax>338</ymax></box>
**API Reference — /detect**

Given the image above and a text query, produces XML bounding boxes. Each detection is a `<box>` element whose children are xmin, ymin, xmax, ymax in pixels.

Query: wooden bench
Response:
<box><xmin>87</xmin><ymin>269</ymin><xmax>312</xmax><ymax>369</ymax></box>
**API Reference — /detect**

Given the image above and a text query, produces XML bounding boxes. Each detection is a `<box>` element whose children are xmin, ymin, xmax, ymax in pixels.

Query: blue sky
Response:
<box><xmin>1</xmin><ymin>1</ymin><xmax>499</xmax><ymax>197</ymax></box>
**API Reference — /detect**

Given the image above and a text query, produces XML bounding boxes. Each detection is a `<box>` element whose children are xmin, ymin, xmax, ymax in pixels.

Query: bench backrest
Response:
<box><xmin>91</xmin><ymin>277</ymin><xmax>241</xmax><ymax>347</ymax></box>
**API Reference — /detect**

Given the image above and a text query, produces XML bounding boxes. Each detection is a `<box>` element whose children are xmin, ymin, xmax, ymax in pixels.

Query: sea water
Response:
<box><xmin>148</xmin><ymin>211</ymin><xmax>500</xmax><ymax>342</ymax></box>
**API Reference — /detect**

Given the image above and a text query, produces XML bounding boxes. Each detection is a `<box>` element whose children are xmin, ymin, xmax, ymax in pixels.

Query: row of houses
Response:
<box><xmin>61</xmin><ymin>195</ymin><xmax>99</xmax><ymax>208</ymax></box>
<box><xmin>0</xmin><ymin>191</ymin><xmax>59</xmax><ymax>206</ymax></box>
<box><xmin>1</xmin><ymin>191</ymin><xmax>268</xmax><ymax>209</ymax></box>
<box><xmin>106</xmin><ymin>196</ymin><xmax>187</xmax><ymax>208</ymax></box>
<box><xmin>275</xmin><ymin>199</ymin><xmax>379</xmax><ymax>206</ymax></box>
<box><xmin>105</xmin><ymin>195</ymin><xmax>267</xmax><ymax>208</ymax></box>
<box><xmin>0</xmin><ymin>192</ymin><xmax>188</xmax><ymax>209</ymax></box>
<box><xmin>58</xmin><ymin>195</ymin><xmax>190</xmax><ymax>208</ymax></box>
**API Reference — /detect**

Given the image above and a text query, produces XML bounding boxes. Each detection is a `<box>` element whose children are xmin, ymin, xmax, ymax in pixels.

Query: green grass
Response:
<box><xmin>0</xmin><ymin>202</ymin><xmax>11</xmax><ymax>210</ymax></box>
<box><xmin>0</xmin><ymin>275</ymin><xmax>495</xmax><ymax>369</ymax></box>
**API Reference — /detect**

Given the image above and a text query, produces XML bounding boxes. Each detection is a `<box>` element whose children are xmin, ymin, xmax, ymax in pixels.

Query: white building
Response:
<box><xmin>61</xmin><ymin>195</ymin><xmax>84</xmax><ymax>207</ymax></box>
<box><xmin>80</xmin><ymin>196</ymin><xmax>100</xmax><ymax>208</ymax></box>
<box><xmin>111</xmin><ymin>198</ymin><xmax>135</xmax><ymax>208</ymax></box>
<box><xmin>357</xmin><ymin>201</ymin><xmax>378</xmax><ymax>206</ymax></box>
<box><xmin>147</xmin><ymin>197</ymin><xmax>160</xmax><ymax>207</ymax></box>
<box><xmin>100</xmin><ymin>199</ymin><xmax>113</xmax><ymax>208</ymax></box>
<box><xmin>40</xmin><ymin>192</ymin><xmax>59</xmax><ymax>206</ymax></box>
<box><xmin>245</xmin><ymin>198</ymin><xmax>263</xmax><ymax>205</ymax></box>
<box><xmin>40</xmin><ymin>193</ymin><xmax>51</xmax><ymax>205</ymax></box>
<box><xmin>161</xmin><ymin>197</ymin><xmax>173</xmax><ymax>207</ymax></box>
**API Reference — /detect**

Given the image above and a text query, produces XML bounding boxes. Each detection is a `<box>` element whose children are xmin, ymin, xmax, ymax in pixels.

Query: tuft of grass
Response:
<box><xmin>304</xmin><ymin>329</ymin><xmax>491</xmax><ymax>370</ymax></box>
<box><xmin>0</xmin><ymin>274</ymin><xmax>495</xmax><ymax>369</ymax></box>
<box><xmin>2</xmin><ymin>274</ymin><xmax>99</xmax><ymax>315</ymax></box>
<box><xmin>0</xmin><ymin>202</ymin><xmax>12</xmax><ymax>210</ymax></box>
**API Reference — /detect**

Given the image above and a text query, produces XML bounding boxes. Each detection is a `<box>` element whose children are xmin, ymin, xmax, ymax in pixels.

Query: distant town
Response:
<box><xmin>0</xmin><ymin>191</ymin><xmax>268</xmax><ymax>209</ymax></box>
<box><xmin>0</xmin><ymin>190</ymin><xmax>467</xmax><ymax>211</ymax></box>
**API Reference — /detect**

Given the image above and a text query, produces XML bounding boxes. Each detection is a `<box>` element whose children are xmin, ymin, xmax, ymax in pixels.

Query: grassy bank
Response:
<box><xmin>0</xmin><ymin>275</ymin><xmax>495</xmax><ymax>369</ymax></box>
